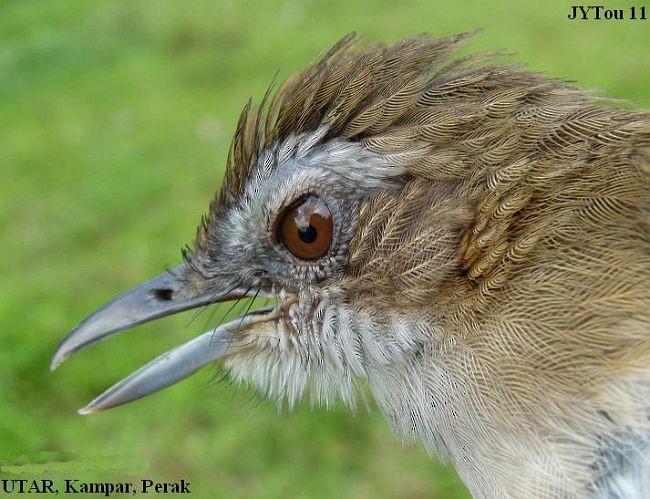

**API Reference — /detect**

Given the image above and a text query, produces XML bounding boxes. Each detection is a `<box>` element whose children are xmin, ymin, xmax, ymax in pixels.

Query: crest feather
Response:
<box><xmin>215</xmin><ymin>32</ymin><xmax>476</xmax><ymax>211</ymax></box>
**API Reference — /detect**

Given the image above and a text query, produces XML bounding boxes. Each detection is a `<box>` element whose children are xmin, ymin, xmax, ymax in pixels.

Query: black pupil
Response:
<box><xmin>298</xmin><ymin>225</ymin><xmax>318</xmax><ymax>244</ymax></box>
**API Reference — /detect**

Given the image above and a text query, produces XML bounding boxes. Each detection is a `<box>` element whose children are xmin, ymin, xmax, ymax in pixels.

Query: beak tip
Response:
<box><xmin>50</xmin><ymin>356</ymin><xmax>61</xmax><ymax>372</ymax></box>
<box><xmin>50</xmin><ymin>348</ymin><xmax>68</xmax><ymax>371</ymax></box>
<box><xmin>78</xmin><ymin>404</ymin><xmax>98</xmax><ymax>415</ymax></box>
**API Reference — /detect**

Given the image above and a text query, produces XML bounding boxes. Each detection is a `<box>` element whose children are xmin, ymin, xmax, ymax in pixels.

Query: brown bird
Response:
<box><xmin>52</xmin><ymin>33</ymin><xmax>649</xmax><ymax>497</ymax></box>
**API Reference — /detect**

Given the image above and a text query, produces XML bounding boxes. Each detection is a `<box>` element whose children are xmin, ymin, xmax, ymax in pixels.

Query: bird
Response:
<box><xmin>51</xmin><ymin>32</ymin><xmax>649</xmax><ymax>498</ymax></box>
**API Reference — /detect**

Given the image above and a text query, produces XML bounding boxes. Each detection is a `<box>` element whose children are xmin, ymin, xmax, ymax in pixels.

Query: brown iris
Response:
<box><xmin>278</xmin><ymin>196</ymin><xmax>333</xmax><ymax>260</ymax></box>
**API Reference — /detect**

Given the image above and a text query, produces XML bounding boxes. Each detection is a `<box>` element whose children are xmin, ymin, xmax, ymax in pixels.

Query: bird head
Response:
<box><xmin>52</xmin><ymin>32</ymin><xmax>650</xmax><ymax>497</ymax></box>
<box><xmin>52</xmin><ymin>33</ymin><xmax>476</xmax><ymax>412</ymax></box>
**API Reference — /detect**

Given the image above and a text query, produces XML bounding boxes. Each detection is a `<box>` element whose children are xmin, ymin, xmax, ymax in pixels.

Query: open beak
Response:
<box><xmin>51</xmin><ymin>265</ymin><xmax>269</xmax><ymax>414</ymax></box>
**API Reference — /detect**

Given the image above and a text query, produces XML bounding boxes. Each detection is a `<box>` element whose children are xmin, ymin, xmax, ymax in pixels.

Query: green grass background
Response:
<box><xmin>1</xmin><ymin>1</ymin><xmax>648</xmax><ymax>497</ymax></box>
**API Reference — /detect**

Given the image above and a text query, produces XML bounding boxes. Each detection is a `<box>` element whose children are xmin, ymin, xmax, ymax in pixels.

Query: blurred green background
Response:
<box><xmin>1</xmin><ymin>0</ymin><xmax>648</xmax><ymax>497</ymax></box>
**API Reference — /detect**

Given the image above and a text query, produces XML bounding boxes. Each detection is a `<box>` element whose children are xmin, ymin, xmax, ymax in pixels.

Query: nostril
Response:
<box><xmin>152</xmin><ymin>288</ymin><xmax>174</xmax><ymax>301</ymax></box>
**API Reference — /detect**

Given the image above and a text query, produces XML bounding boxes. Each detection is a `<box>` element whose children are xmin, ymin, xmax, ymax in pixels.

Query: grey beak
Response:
<box><xmin>51</xmin><ymin>266</ymin><xmax>247</xmax><ymax>370</ymax></box>
<box><xmin>51</xmin><ymin>265</ymin><xmax>258</xmax><ymax>413</ymax></box>
<box><xmin>77</xmin><ymin>310</ymin><xmax>272</xmax><ymax>414</ymax></box>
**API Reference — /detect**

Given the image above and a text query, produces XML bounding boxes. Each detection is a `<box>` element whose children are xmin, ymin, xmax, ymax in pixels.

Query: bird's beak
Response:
<box><xmin>50</xmin><ymin>265</ymin><xmax>268</xmax><ymax>414</ymax></box>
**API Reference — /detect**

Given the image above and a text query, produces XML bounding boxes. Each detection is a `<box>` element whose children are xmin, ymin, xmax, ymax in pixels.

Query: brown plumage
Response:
<box><xmin>54</xmin><ymin>33</ymin><xmax>649</xmax><ymax>497</ymax></box>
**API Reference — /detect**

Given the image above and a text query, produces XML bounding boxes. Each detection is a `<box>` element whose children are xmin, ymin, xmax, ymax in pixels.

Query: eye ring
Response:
<box><xmin>277</xmin><ymin>196</ymin><xmax>333</xmax><ymax>260</ymax></box>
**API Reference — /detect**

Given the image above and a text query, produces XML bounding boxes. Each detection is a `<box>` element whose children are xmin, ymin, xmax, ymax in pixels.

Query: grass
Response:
<box><xmin>1</xmin><ymin>1</ymin><xmax>647</xmax><ymax>497</ymax></box>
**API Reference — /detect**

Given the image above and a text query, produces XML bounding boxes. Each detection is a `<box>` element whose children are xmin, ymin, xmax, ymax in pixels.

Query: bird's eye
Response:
<box><xmin>278</xmin><ymin>196</ymin><xmax>333</xmax><ymax>260</ymax></box>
